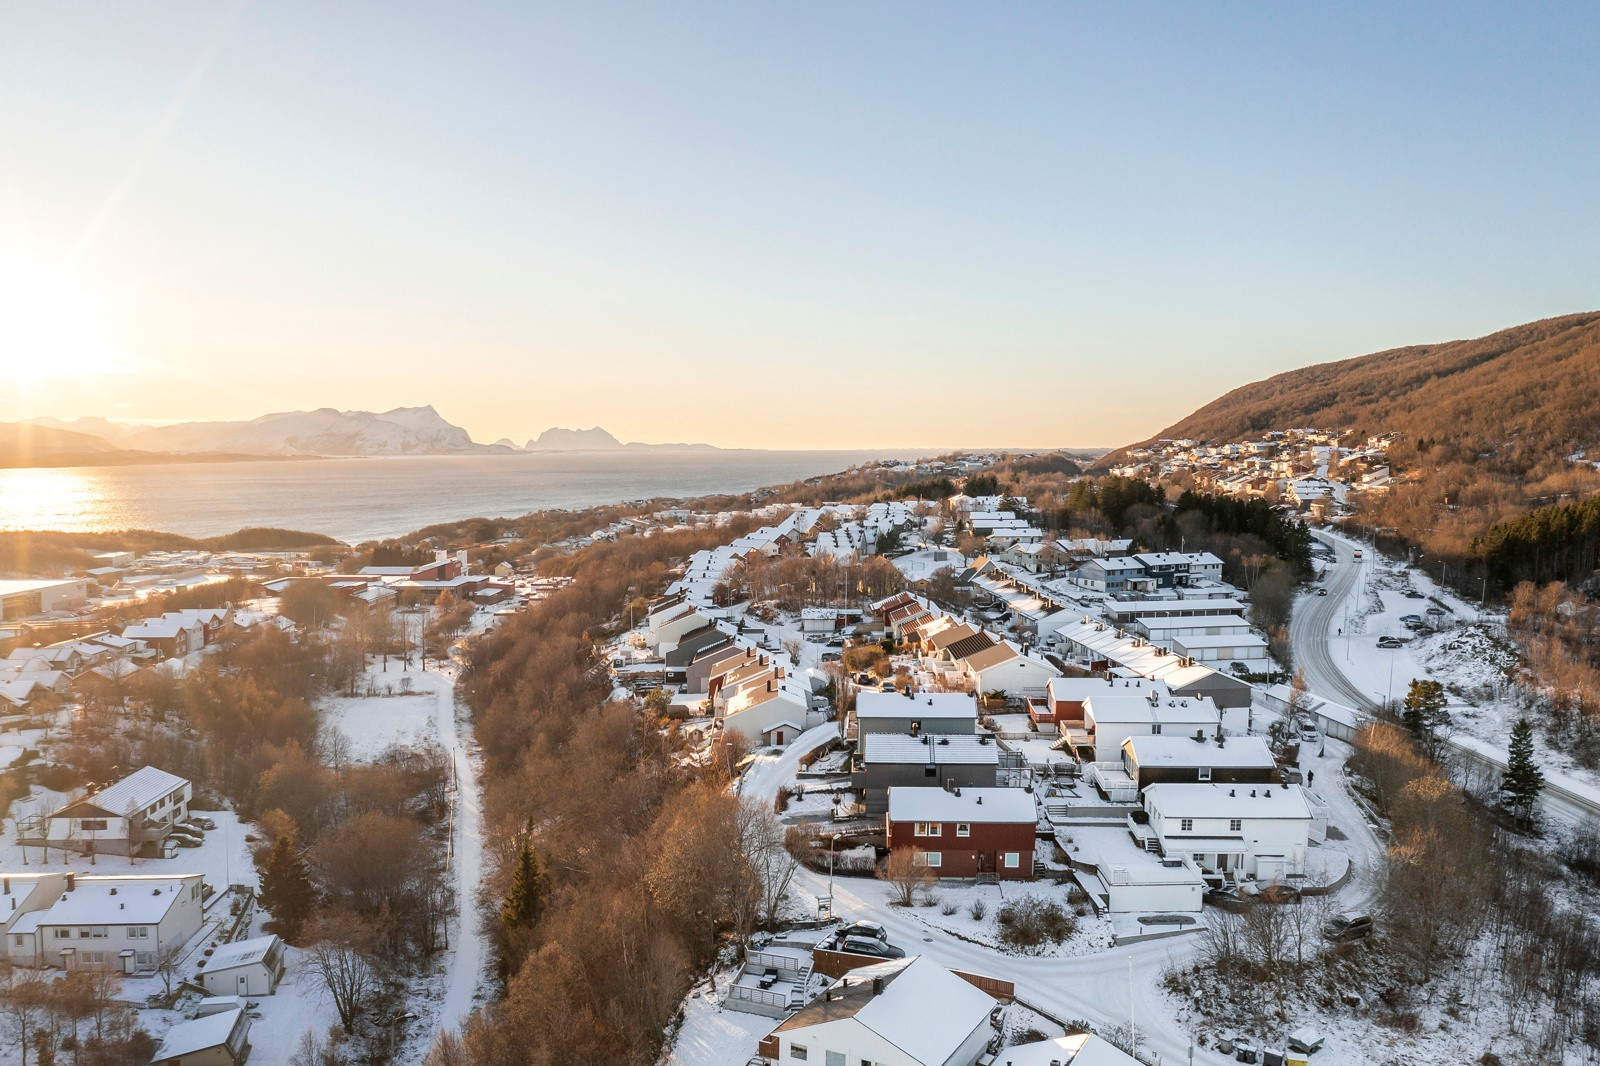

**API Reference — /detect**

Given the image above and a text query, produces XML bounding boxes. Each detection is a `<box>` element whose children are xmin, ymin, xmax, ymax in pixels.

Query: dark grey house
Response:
<box><xmin>856</xmin><ymin>733</ymin><xmax>1001</xmax><ymax>816</ymax></box>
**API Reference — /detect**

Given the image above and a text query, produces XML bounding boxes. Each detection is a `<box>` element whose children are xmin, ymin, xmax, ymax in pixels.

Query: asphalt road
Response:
<box><xmin>1294</xmin><ymin>530</ymin><xmax>1600</xmax><ymax>826</ymax></box>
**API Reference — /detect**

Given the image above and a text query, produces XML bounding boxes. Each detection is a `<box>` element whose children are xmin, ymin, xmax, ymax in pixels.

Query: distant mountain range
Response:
<box><xmin>5</xmin><ymin>409</ymin><xmax>719</xmax><ymax>467</ymax></box>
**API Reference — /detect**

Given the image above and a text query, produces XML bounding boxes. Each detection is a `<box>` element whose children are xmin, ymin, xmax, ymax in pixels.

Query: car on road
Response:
<box><xmin>1377</xmin><ymin>636</ymin><xmax>1404</xmax><ymax>648</ymax></box>
<box><xmin>1316</xmin><ymin>587</ymin><xmax>1329</xmax><ymax>596</ymax></box>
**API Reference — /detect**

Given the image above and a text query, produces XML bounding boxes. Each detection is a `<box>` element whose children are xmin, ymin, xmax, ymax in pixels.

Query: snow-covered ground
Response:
<box><xmin>323</xmin><ymin>678</ymin><xmax>439</xmax><ymax>760</ymax></box>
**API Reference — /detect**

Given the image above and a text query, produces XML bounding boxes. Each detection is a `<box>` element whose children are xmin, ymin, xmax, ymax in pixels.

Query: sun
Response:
<box><xmin>0</xmin><ymin>253</ymin><xmax>126</xmax><ymax>389</ymax></box>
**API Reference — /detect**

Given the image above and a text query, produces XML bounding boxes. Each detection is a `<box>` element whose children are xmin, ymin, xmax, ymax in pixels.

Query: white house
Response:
<box><xmin>1</xmin><ymin>872</ymin><xmax>204</xmax><ymax>972</ymax></box>
<box><xmin>999</xmin><ymin>1033</ymin><xmax>1142</xmax><ymax>1065</ymax></box>
<box><xmin>1080</xmin><ymin>695</ymin><xmax>1220</xmax><ymax>763</ymax></box>
<box><xmin>720</xmin><ymin>679</ymin><xmax>816</xmax><ymax>748</ymax></box>
<box><xmin>200</xmin><ymin>933</ymin><xmax>286</xmax><ymax>997</ymax></box>
<box><xmin>1141</xmin><ymin>783</ymin><xmax>1315</xmax><ymax>883</ymax></box>
<box><xmin>957</xmin><ymin>641</ymin><xmax>1055</xmax><ymax>698</ymax></box>
<box><xmin>763</xmin><ymin>956</ymin><xmax>997</xmax><ymax>1066</ymax></box>
<box><xmin>38</xmin><ymin>765</ymin><xmax>192</xmax><ymax>857</ymax></box>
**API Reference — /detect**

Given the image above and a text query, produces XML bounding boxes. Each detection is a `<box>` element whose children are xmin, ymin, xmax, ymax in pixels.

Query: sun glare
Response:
<box><xmin>0</xmin><ymin>253</ymin><xmax>127</xmax><ymax>389</ymax></box>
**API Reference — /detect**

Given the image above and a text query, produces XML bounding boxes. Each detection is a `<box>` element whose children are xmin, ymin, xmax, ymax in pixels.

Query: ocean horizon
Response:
<box><xmin>0</xmin><ymin>450</ymin><xmax>925</xmax><ymax>543</ymax></box>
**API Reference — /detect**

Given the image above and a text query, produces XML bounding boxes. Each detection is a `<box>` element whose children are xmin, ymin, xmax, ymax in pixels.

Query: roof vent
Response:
<box><xmin>1230</xmin><ymin>789</ymin><xmax>1236</xmax><ymax>797</ymax></box>
<box><xmin>1265</xmin><ymin>789</ymin><xmax>1272</xmax><ymax>797</ymax></box>
<box><xmin>1250</xmin><ymin>790</ymin><xmax>1257</xmax><ymax>798</ymax></box>
<box><xmin>939</xmin><ymin>737</ymin><xmax>949</xmax><ymax>745</ymax></box>
<box><xmin>976</xmin><ymin>795</ymin><xmax>983</xmax><ymax>804</ymax></box>
<box><xmin>109</xmin><ymin>887</ymin><xmax>117</xmax><ymax>896</ymax></box>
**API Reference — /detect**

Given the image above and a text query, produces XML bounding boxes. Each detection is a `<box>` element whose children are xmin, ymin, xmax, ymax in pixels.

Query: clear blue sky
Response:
<box><xmin>2</xmin><ymin>2</ymin><xmax>1596</xmax><ymax>449</ymax></box>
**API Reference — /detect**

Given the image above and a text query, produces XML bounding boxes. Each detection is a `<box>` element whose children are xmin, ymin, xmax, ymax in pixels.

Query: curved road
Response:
<box><xmin>1293</xmin><ymin>530</ymin><xmax>1600</xmax><ymax>826</ymax></box>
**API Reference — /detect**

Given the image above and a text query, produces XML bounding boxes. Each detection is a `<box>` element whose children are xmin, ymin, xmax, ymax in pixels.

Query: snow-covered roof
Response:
<box><xmin>153</xmin><ymin>1007</ymin><xmax>244</xmax><ymax>1060</ymax></box>
<box><xmin>34</xmin><ymin>875</ymin><xmax>197</xmax><ymax>926</ymax></box>
<box><xmin>773</xmin><ymin>956</ymin><xmax>996</xmax><ymax>1062</ymax></box>
<box><xmin>863</xmin><ymin>733</ymin><xmax>1000</xmax><ymax>766</ymax></box>
<box><xmin>206</xmin><ymin>933</ymin><xmax>280</xmax><ymax>972</ymax></box>
<box><xmin>887</xmin><ymin>786</ymin><xmax>1036</xmax><ymax>824</ymax></box>
<box><xmin>59</xmin><ymin>765</ymin><xmax>187</xmax><ymax>818</ymax></box>
<box><xmin>855</xmin><ymin>690</ymin><xmax>977</xmax><ymax>721</ymax></box>
<box><xmin>999</xmin><ymin>1033</ymin><xmax>1140</xmax><ymax>1066</ymax></box>
<box><xmin>1084</xmin><ymin>693</ymin><xmax>1220</xmax><ymax>727</ymax></box>
<box><xmin>1144</xmin><ymin>782</ymin><xmax>1311</xmax><ymax>821</ymax></box>
<box><xmin>1048</xmin><ymin>676</ymin><xmax>1166</xmax><ymax>702</ymax></box>
<box><xmin>1123</xmin><ymin>734</ymin><xmax>1275</xmax><ymax>770</ymax></box>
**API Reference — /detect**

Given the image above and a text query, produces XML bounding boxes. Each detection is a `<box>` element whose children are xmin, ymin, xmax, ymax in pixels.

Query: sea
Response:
<box><xmin>0</xmin><ymin>451</ymin><xmax>918</xmax><ymax>543</ymax></box>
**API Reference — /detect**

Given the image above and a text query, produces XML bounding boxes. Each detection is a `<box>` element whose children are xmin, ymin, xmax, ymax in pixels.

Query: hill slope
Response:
<box><xmin>119</xmin><ymin>405</ymin><xmax>507</xmax><ymax>456</ymax></box>
<box><xmin>1116</xmin><ymin>311</ymin><xmax>1600</xmax><ymax>473</ymax></box>
<box><xmin>0</xmin><ymin>423</ymin><xmax>121</xmax><ymax>467</ymax></box>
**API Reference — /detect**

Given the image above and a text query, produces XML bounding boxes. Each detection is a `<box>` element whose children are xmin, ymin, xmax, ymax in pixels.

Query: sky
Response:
<box><xmin>1</xmin><ymin>2</ymin><xmax>1597</xmax><ymax>451</ymax></box>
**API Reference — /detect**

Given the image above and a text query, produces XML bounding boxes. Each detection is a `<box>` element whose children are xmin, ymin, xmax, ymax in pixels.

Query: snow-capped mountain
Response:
<box><xmin>116</xmin><ymin>406</ymin><xmax>503</xmax><ymax>456</ymax></box>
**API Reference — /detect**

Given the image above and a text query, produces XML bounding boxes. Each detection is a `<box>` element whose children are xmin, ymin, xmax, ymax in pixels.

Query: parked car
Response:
<box><xmin>1377</xmin><ymin>636</ymin><xmax>1404</xmax><ymax>648</ymax></box>
<box><xmin>1425</xmin><ymin>605</ymin><xmax>1447</xmax><ymax>617</ymax></box>
<box><xmin>189</xmin><ymin>816</ymin><xmax>217</xmax><ymax>831</ymax></box>
<box><xmin>820</xmin><ymin>652</ymin><xmax>841</xmax><ymax>662</ymax></box>
<box><xmin>840</xmin><ymin>935</ymin><xmax>905</xmax><ymax>959</ymax></box>
<box><xmin>1229</xmin><ymin>661</ymin><xmax>1248</xmax><ymax>674</ymax></box>
<box><xmin>1298</xmin><ymin>723</ymin><xmax>1321</xmax><ymax>744</ymax></box>
<box><xmin>172</xmin><ymin>834</ymin><xmax>202</xmax><ymax>848</ymax></box>
<box><xmin>1399</xmin><ymin>614</ymin><xmax>1423</xmax><ymax>625</ymax></box>
<box><xmin>843</xmin><ymin>920</ymin><xmax>888</xmax><ymax>943</ymax></box>
<box><xmin>1404</xmin><ymin>590</ymin><xmax>1425</xmax><ymax>599</ymax></box>
<box><xmin>1324</xmin><ymin>911</ymin><xmax>1374</xmax><ymax>941</ymax></box>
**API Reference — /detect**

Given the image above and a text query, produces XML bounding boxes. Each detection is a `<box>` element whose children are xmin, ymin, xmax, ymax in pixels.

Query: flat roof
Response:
<box><xmin>863</xmin><ymin>733</ymin><xmax>999</xmax><ymax>765</ymax></box>
<box><xmin>856</xmin><ymin>690</ymin><xmax>977</xmax><ymax>721</ymax></box>
<box><xmin>887</xmin><ymin>787</ymin><xmax>1036</xmax><ymax>824</ymax></box>
<box><xmin>1144</xmin><ymin>782</ymin><xmax>1311</xmax><ymax>820</ymax></box>
<box><xmin>0</xmin><ymin>579</ymin><xmax>85</xmax><ymax>596</ymax></box>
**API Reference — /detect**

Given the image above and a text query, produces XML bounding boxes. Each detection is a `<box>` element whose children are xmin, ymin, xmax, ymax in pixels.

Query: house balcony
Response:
<box><xmin>1087</xmin><ymin>762</ymin><xmax>1138</xmax><ymax>804</ymax></box>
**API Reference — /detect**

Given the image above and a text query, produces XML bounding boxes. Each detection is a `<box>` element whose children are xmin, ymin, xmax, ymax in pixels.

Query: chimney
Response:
<box><xmin>65</xmin><ymin>873</ymin><xmax>75</xmax><ymax>891</ymax></box>
<box><xmin>2</xmin><ymin>877</ymin><xmax>7</xmax><ymax>894</ymax></box>
<box><xmin>872</xmin><ymin>976</ymin><xmax>884</xmax><ymax>994</ymax></box>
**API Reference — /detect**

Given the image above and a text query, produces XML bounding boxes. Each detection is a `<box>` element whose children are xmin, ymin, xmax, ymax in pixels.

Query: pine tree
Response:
<box><xmin>259</xmin><ymin>835</ymin><xmax>317</xmax><ymax>943</ymax></box>
<box><xmin>1500</xmin><ymin>717</ymin><xmax>1545</xmax><ymax>828</ymax></box>
<box><xmin>1401</xmin><ymin>679</ymin><xmax>1448</xmax><ymax>746</ymax></box>
<box><xmin>499</xmin><ymin>837</ymin><xmax>548</xmax><ymax>933</ymax></box>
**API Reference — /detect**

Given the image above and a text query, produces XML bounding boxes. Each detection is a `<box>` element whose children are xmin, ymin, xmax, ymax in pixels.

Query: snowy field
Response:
<box><xmin>321</xmin><ymin>663</ymin><xmax>448</xmax><ymax>761</ymax></box>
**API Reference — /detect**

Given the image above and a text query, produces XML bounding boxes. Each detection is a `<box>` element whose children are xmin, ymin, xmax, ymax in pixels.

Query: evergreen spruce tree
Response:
<box><xmin>500</xmin><ymin>837</ymin><xmax>548</xmax><ymax>932</ymax></box>
<box><xmin>259</xmin><ymin>835</ymin><xmax>316</xmax><ymax>943</ymax></box>
<box><xmin>496</xmin><ymin>837</ymin><xmax>548</xmax><ymax>981</ymax></box>
<box><xmin>1500</xmin><ymin>717</ymin><xmax>1546</xmax><ymax>828</ymax></box>
<box><xmin>1401</xmin><ymin>678</ymin><xmax>1448</xmax><ymax>747</ymax></box>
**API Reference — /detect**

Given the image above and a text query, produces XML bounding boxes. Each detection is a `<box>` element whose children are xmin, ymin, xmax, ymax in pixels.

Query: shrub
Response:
<box><xmin>997</xmin><ymin>896</ymin><xmax>1077</xmax><ymax>951</ymax></box>
<box><xmin>968</xmin><ymin>899</ymin><xmax>987</xmax><ymax>920</ymax></box>
<box><xmin>940</xmin><ymin>900</ymin><xmax>958</xmax><ymax>916</ymax></box>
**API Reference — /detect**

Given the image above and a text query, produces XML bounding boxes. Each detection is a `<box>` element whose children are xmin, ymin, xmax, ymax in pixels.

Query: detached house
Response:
<box><xmin>886</xmin><ymin>786</ymin><xmax>1037</xmax><ymax>879</ymax></box>
<box><xmin>761</xmin><ymin>956</ymin><xmax>997</xmax><ymax>1066</ymax></box>
<box><xmin>854</xmin><ymin>691</ymin><xmax>977</xmax><ymax>754</ymax></box>
<box><xmin>1140</xmin><ymin>783</ymin><xmax>1317</xmax><ymax>884</ymax></box>
<box><xmin>33</xmin><ymin>765</ymin><xmax>192</xmax><ymax>857</ymax></box>
<box><xmin>200</xmin><ymin>933</ymin><xmax>286</xmax><ymax>997</ymax></box>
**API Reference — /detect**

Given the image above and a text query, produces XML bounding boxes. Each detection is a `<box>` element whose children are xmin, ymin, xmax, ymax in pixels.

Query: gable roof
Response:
<box><xmin>154</xmin><ymin>1007</ymin><xmax>245</xmax><ymax>1061</ymax></box>
<box><xmin>55</xmin><ymin>765</ymin><xmax>187</xmax><ymax>819</ymax></box>
<box><xmin>944</xmin><ymin>632</ymin><xmax>997</xmax><ymax>662</ymax></box>
<box><xmin>888</xmin><ymin>786</ymin><xmax>1036</xmax><ymax>825</ymax></box>
<box><xmin>855</xmin><ymin>690</ymin><xmax>976</xmax><ymax>722</ymax></box>
<box><xmin>772</xmin><ymin>956</ymin><xmax>996</xmax><ymax>1063</ymax></box>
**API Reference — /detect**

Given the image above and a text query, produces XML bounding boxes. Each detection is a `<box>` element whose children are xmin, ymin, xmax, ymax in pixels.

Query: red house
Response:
<box><xmin>885</xmin><ymin>787</ymin><xmax>1037</xmax><ymax>880</ymax></box>
<box><xmin>1034</xmin><ymin>675</ymin><xmax>1165</xmax><ymax>730</ymax></box>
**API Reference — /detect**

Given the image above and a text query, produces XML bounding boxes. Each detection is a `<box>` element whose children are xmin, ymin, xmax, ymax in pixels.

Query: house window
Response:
<box><xmin>135</xmin><ymin>951</ymin><xmax>154</xmax><ymax>968</ymax></box>
<box><xmin>1197</xmin><ymin>767</ymin><xmax>1212</xmax><ymax>782</ymax></box>
<box><xmin>826</xmin><ymin>1053</ymin><xmax>846</xmax><ymax>1066</ymax></box>
<box><xmin>11</xmin><ymin>935</ymin><xmax>23</xmax><ymax>946</ymax></box>
<box><xmin>130</xmin><ymin>927</ymin><xmax>149</xmax><ymax>939</ymax></box>
<box><xmin>918</xmin><ymin>851</ymin><xmax>942</xmax><ymax>868</ymax></box>
<box><xmin>1151</xmin><ymin>724</ymin><xmax>1162</xmax><ymax>735</ymax></box>
<box><xmin>956</xmin><ymin>822</ymin><xmax>971</xmax><ymax>837</ymax></box>
<box><xmin>53</xmin><ymin>929</ymin><xmax>69</xmax><ymax>940</ymax></box>
<box><xmin>790</xmin><ymin>1043</ymin><xmax>808</xmax><ymax>1061</ymax></box>
<box><xmin>1229</xmin><ymin>819</ymin><xmax>1242</xmax><ymax>832</ymax></box>
<box><xmin>80</xmin><ymin>819</ymin><xmax>107</xmax><ymax>831</ymax></box>
<box><xmin>924</xmin><ymin>766</ymin><xmax>937</xmax><ymax>777</ymax></box>
<box><xmin>913</xmin><ymin>822</ymin><xmax>940</xmax><ymax>837</ymax></box>
<box><xmin>90</xmin><ymin>927</ymin><xmax>107</xmax><ymax>939</ymax></box>
<box><xmin>77</xmin><ymin>929</ymin><xmax>92</xmax><ymax>939</ymax></box>
<box><xmin>1004</xmin><ymin>852</ymin><xmax>1020</xmax><ymax>869</ymax></box>
<box><xmin>1180</xmin><ymin>818</ymin><xmax>1193</xmax><ymax>832</ymax></box>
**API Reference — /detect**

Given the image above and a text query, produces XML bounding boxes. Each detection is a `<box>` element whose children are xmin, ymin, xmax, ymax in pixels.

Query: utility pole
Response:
<box><xmin>1128</xmin><ymin>955</ymin><xmax>1136</xmax><ymax>1059</ymax></box>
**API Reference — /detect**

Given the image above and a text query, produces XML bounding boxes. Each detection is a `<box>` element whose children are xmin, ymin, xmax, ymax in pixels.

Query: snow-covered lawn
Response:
<box><xmin>322</xmin><ymin>664</ymin><xmax>442</xmax><ymax>761</ymax></box>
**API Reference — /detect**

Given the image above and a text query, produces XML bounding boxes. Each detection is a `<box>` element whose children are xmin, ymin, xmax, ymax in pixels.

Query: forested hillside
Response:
<box><xmin>1120</xmin><ymin>312</ymin><xmax>1600</xmax><ymax>472</ymax></box>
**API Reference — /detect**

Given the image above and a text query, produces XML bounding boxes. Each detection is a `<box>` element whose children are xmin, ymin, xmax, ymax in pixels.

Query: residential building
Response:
<box><xmin>1</xmin><ymin>872</ymin><xmax>204</xmax><ymax>972</ymax></box>
<box><xmin>1140</xmin><ymin>783</ymin><xmax>1316</xmax><ymax>883</ymax></box>
<box><xmin>31</xmin><ymin>765</ymin><xmax>192</xmax><ymax>857</ymax></box>
<box><xmin>886</xmin><ymin>786</ymin><xmax>1036</xmax><ymax>879</ymax></box>
<box><xmin>856</xmin><ymin>733</ymin><xmax>1002</xmax><ymax>816</ymax></box>
<box><xmin>854</xmin><ymin>691</ymin><xmax>977</xmax><ymax>754</ymax></box>
<box><xmin>1079</xmin><ymin>694</ymin><xmax>1220</xmax><ymax>763</ymax></box>
<box><xmin>761</xmin><ymin>956</ymin><xmax>997</xmax><ymax>1066</ymax></box>
<box><xmin>998</xmin><ymin>1033</ymin><xmax>1141</xmax><ymax>1066</ymax></box>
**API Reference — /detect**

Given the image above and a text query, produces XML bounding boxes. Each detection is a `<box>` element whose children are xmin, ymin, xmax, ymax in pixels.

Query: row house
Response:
<box><xmin>886</xmin><ymin>786</ymin><xmax>1037</xmax><ymax>879</ymax></box>
<box><xmin>2</xmin><ymin>871</ymin><xmax>204</xmax><ymax>973</ymax></box>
